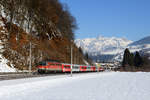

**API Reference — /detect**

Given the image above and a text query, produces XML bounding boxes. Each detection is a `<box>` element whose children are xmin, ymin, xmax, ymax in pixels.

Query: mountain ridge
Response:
<box><xmin>129</xmin><ymin>36</ymin><xmax>150</xmax><ymax>46</ymax></box>
<box><xmin>75</xmin><ymin>36</ymin><xmax>132</xmax><ymax>55</ymax></box>
<box><xmin>75</xmin><ymin>36</ymin><xmax>150</xmax><ymax>62</ymax></box>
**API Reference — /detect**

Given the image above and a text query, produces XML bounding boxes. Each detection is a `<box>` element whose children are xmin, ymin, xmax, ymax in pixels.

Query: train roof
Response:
<box><xmin>45</xmin><ymin>59</ymin><xmax>61</xmax><ymax>63</ymax></box>
<box><xmin>61</xmin><ymin>63</ymin><xmax>97</xmax><ymax>68</ymax></box>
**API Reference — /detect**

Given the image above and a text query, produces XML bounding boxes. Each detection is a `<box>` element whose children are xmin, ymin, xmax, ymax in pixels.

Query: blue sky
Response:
<box><xmin>60</xmin><ymin>0</ymin><xmax>150</xmax><ymax>41</ymax></box>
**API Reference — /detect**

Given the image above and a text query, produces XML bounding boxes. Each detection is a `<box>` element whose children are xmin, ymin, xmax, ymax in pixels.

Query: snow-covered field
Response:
<box><xmin>0</xmin><ymin>72</ymin><xmax>150</xmax><ymax>100</ymax></box>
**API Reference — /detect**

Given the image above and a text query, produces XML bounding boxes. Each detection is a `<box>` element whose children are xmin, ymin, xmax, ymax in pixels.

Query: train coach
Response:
<box><xmin>37</xmin><ymin>61</ymin><xmax>104</xmax><ymax>74</ymax></box>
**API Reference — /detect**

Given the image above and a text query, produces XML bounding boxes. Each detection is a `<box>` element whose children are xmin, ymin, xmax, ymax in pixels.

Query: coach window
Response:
<box><xmin>74</xmin><ymin>66</ymin><xmax>78</xmax><ymax>69</ymax></box>
<box><xmin>50</xmin><ymin>64</ymin><xmax>55</xmax><ymax>66</ymax></box>
<box><xmin>58</xmin><ymin>64</ymin><xmax>61</xmax><ymax>66</ymax></box>
<box><xmin>64</xmin><ymin>66</ymin><xmax>70</xmax><ymax>69</ymax></box>
<box><xmin>39</xmin><ymin>62</ymin><xmax>46</xmax><ymax>66</ymax></box>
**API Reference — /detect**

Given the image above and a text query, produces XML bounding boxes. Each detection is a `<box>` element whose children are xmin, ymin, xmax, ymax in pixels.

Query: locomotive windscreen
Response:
<box><xmin>39</xmin><ymin>61</ymin><xmax>46</xmax><ymax>66</ymax></box>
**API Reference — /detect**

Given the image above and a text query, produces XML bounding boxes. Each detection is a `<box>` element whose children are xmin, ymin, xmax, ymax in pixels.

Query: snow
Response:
<box><xmin>114</xmin><ymin>44</ymin><xmax>150</xmax><ymax>61</ymax></box>
<box><xmin>0</xmin><ymin>6</ymin><xmax>6</xmax><ymax>18</ymax></box>
<box><xmin>76</xmin><ymin>36</ymin><xmax>150</xmax><ymax>62</ymax></box>
<box><xmin>0</xmin><ymin>46</ymin><xmax>17</xmax><ymax>72</ymax></box>
<box><xmin>0</xmin><ymin>72</ymin><xmax>150</xmax><ymax>100</ymax></box>
<box><xmin>0</xmin><ymin>45</ymin><xmax>16</xmax><ymax>72</ymax></box>
<box><xmin>0</xmin><ymin>16</ymin><xmax>17</xmax><ymax>72</ymax></box>
<box><xmin>83</xmin><ymin>59</ymin><xmax>89</xmax><ymax>65</ymax></box>
<box><xmin>75</xmin><ymin>36</ymin><xmax>132</xmax><ymax>55</ymax></box>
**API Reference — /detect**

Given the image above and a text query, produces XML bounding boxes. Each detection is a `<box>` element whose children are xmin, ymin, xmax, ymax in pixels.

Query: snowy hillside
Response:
<box><xmin>129</xmin><ymin>36</ymin><xmax>150</xmax><ymax>46</ymax></box>
<box><xmin>115</xmin><ymin>45</ymin><xmax>150</xmax><ymax>61</ymax></box>
<box><xmin>0</xmin><ymin>46</ymin><xmax>16</xmax><ymax>72</ymax></box>
<box><xmin>0</xmin><ymin>72</ymin><xmax>150</xmax><ymax>100</ymax></box>
<box><xmin>128</xmin><ymin>36</ymin><xmax>150</xmax><ymax>54</ymax></box>
<box><xmin>75</xmin><ymin>36</ymin><xmax>132</xmax><ymax>55</ymax></box>
<box><xmin>114</xmin><ymin>36</ymin><xmax>150</xmax><ymax>61</ymax></box>
<box><xmin>0</xmin><ymin>16</ymin><xmax>16</xmax><ymax>72</ymax></box>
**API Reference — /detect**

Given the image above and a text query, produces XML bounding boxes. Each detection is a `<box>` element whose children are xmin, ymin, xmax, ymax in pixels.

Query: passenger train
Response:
<box><xmin>37</xmin><ymin>61</ymin><xmax>104</xmax><ymax>74</ymax></box>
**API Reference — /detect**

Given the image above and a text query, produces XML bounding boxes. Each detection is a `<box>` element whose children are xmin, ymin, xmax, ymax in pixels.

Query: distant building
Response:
<box><xmin>96</xmin><ymin>62</ymin><xmax>120</xmax><ymax>70</ymax></box>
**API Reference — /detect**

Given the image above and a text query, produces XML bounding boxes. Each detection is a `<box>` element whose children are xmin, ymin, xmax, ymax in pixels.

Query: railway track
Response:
<box><xmin>0</xmin><ymin>72</ymin><xmax>69</xmax><ymax>81</ymax></box>
<box><xmin>0</xmin><ymin>71</ymin><xmax>100</xmax><ymax>81</ymax></box>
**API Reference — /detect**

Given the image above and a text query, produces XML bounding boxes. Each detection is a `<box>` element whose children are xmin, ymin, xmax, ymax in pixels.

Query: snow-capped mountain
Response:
<box><xmin>114</xmin><ymin>36</ymin><xmax>150</xmax><ymax>61</ymax></box>
<box><xmin>75</xmin><ymin>35</ymin><xmax>150</xmax><ymax>62</ymax></box>
<box><xmin>129</xmin><ymin>36</ymin><xmax>150</xmax><ymax>46</ymax></box>
<box><xmin>75</xmin><ymin>36</ymin><xmax>132</xmax><ymax>55</ymax></box>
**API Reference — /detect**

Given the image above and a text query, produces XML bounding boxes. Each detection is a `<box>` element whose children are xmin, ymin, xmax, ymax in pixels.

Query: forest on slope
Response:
<box><xmin>0</xmin><ymin>0</ymin><xmax>92</xmax><ymax>70</ymax></box>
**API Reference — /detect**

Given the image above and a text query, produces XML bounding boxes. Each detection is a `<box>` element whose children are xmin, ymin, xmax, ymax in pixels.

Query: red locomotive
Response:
<box><xmin>37</xmin><ymin>61</ymin><xmax>104</xmax><ymax>74</ymax></box>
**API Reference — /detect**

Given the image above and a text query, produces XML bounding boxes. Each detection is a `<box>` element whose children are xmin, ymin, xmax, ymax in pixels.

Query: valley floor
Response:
<box><xmin>0</xmin><ymin>72</ymin><xmax>150</xmax><ymax>100</ymax></box>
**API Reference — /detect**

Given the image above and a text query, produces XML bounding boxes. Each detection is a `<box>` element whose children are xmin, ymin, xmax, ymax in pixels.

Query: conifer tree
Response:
<box><xmin>129</xmin><ymin>53</ymin><xmax>134</xmax><ymax>66</ymax></box>
<box><xmin>122</xmin><ymin>48</ymin><xmax>131</xmax><ymax>67</ymax></box>
<box><xmin>79</xmin><ymin>47</ymin><xmax>83</xmax><ymax>54</ymax></box>
<box><xmin>85</xmin><ymin>52</ymin><xmax>89</xmax><ymax>60</ymax></box>
<box><xmin>134</xmin><ymin>51</ymin><xmax>143</xmax><ymax>67</ymax></box>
